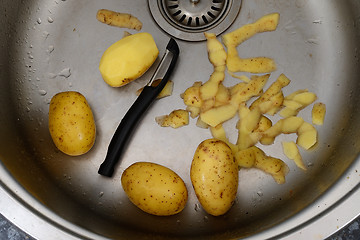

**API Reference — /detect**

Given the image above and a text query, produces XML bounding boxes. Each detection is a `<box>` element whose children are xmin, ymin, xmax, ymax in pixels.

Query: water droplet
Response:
<box><xmin>58</xmin><ymin>68</ymin><xmax>71</xmax><ymax>78</ymax></box>
<box><xmin>29</xmin><ymin>55</ymin><xmax>34</xmax><ymax>59</ymax></box>
<box><xmin>306</xmin><ymin>38</ymin><xmax>319</xmax><ymax>44</ymax></box>
<box><xmin>38</xmin><ymin>89</ymin><xmax>47</xmax><ymax>96</ymax></box>
<box><xmin>48</xmin><ymin>45</ymin><xmax>54</xmax><ymax>53</ymax></box>
<box><xmin>47</xmin><ymin>17</ymin><xmax>54</xmax><ymax>23</ymax></box>
<box><xmin>48</xmin><ymin>72</ymin><xmax>57</xmax><ymax>79</ymax></box>
<box><xmin>68</xmin><ymin>82</ymin><xmax>73</xmax><ymax>87</ymax></box>
<box><xmin>42</xmin><ymin>31</ymin><xmax>50</xmax><ymax>39</ymax></box>
<box><xmin>257</xmin><ymin>191</ymin><xmax>263</xmax><ymax>197</ymax></box>
<box><xmin>203</xmin><ymin>216</ymin><xmax>209</xmax><ymax>222</ymax></box>
<box><xmin>176</xmin><ymin>219</ymin><xmax>181</xmax><ymax>224</ymax></box>
<box><xmin>99</xmin><ymin>192</ymin><xmax>104</xmax><ymax>197</ymax></box>
<box><xmin>37</xmin><ymin>18</ymin><xmax>42</xmax><ymax>24</ymax></box>
<box><xmin>26</xmin><ymin>107</ymin><xmax>30</xmax><ymax>112</ymax></box>
<box><xmin>194</xmin><ymin>203</ymin><xmax>201</xmax><ymax>212</ymax></box>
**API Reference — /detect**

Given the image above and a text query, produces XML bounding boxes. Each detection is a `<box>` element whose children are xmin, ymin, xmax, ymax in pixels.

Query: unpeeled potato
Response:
<box><xmin>121</xmin><ymin>162</ymin><xmax>188</xmax><ymax>216</ymax></box>
<box><xmin>190</xmin><ymin>139</ymin><xmax>238</xmax><ymax>216</ymax></box>
<box><xmin>48</xmin><ymin>91</ymin><xmax>96</xmax><ymax>156</ymax></box>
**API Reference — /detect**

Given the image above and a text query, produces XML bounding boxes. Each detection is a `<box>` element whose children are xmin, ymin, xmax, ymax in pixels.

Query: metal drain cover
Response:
<box><xmin>149</xmin><ymin>0</ymin><xmax>242</xmax><ymax>41</ymax></box>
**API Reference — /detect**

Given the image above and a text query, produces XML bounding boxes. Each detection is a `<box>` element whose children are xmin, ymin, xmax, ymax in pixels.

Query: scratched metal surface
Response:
<box><xmin>1</xmin><ymin>0</ymin><xmax>360</xmax><ymax>239</ymax></box>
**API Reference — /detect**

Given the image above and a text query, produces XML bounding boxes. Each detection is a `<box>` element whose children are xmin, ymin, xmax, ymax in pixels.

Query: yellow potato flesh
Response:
<box><xmin>191</xmin><ymin>139</ymin><xmax>238</xmax><ymax>216</ymax></box>
<box><xmin>222</xmin><ymin>13</ymin><xmax>280</xmax><ymax>73</ymax></box>
<box><xmin>155</xmin><ymin>109</ymin><xmax>189</xmax><ymax>129</ymax></box>
<box><xmin>230</xmin><ymin>74</ymin><xmax>269</xmax><ymax>107</ymax></box>
<box><xmin>199</xmin><ymin>32</ymin><xmax>227</xmax><ymax>101</ymax></box>
<box><xmin>251</xmin><ymin>73</ymin><xmax>290</xmax><ymax>113</ymax></box>
<box><xmin>200</xmin><ymin>104</ymin><xmax>238</xmax><ymax>127</ymax></box>
<box><xmin>214</xmin><ymin>83</ymin><xmax>231</xmax><ymax>106</ymax></box>
<box><xmin>282</xmin><ymin>141</ymin><xmax>306</xmax><ymax>170</ymax></box>
<box><xmin>222</xmin><ymin>13</ymin><xmax>280</xmax><ymax>47</ymax></box>
<box><xmin>297</xmin><ymin>122</ymin><xmax>318</xmax><ymax>150</ymax></box>
<box><xmin>48</xmin><ymin>91</ymin><xmax>96</xmax><ymax>156</ymax></box>
<box><xmin>121</xmin><ymin>162</ymin><xmax>188</xmax><ymax>216</ymax></box>
<box><xmin>182</xmin><ymin>85</ymin><xmax>203</xmax><ymax>108</ymax></box>
<box><xmin>236</xmin><ymin>105</ymin><xmax>262</xmax><ymax>150</ymax></box>
<box><xmin>157</xmin><ymin>11</ymin><xmax>327</xmax><ymax>186</ymax></box>
<box><xmin>312</xmin><ymin>102</ymin><xmax>326</xmax><ymax>125</ymax></box>
<box><xmin>226</xmin><ymin>45</ymin><xmax>277</xmax><ymax>73</ymax></box>
<box><xmin>280</xmin><ymin>90</ymin><xmax>317</xmax><ymax>117</ymax></box>
<box><xmin>235</xmin><ymin>146</ymin><xmax>289</xmax><ymax>184</ymax></box>
<box><xmin>96</xmin><ymin>9</ymin><xmax>142</xmax><ymax>31</ymax></box>
<box><xmin>99</xmin><ymin>32</ymin><xmax>159</xmax><ymax>87</ymax></box>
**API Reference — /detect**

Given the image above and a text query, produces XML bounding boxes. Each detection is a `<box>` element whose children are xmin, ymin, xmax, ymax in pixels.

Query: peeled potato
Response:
<box><xmin>48</xmin><ymin>91</ymin><xmax>96</xmax><ymax>156</ymax></box>
<box><xmin>99</xmin><ymin>32</ymin><xmax>159</xmax><ymax>87</ymax></box>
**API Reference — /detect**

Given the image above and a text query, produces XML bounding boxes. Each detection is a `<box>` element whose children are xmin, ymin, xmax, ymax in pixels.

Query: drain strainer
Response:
<box><xmin>149</xmin><ymin>0</ymin><xmax>242</xmax><ymax>41</ymax></box>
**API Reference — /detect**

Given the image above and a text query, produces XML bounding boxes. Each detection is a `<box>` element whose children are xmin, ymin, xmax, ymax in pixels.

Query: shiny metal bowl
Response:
<box><xmin>1</xmin><ymin>0</ymin><xmax>360</xmax><ymax>239</ymax></box>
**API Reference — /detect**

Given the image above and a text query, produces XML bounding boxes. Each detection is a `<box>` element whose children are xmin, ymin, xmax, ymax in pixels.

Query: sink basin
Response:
<box><xmin>1</xmin><ymin>0</ymin><xmax>360</xmax><ymax>239</ymax></box>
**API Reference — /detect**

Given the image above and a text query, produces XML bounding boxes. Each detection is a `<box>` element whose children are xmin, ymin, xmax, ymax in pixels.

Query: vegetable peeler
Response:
<box><xmin>98</xmin><ymin>38</ymin><xmax>180</xmax><ymax>177</ymax></box>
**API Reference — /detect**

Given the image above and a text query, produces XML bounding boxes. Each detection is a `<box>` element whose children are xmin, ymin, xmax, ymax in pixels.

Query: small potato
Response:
<box><xmin>48</xmin><ymin>91</ymin><xmax>96</xmax><ymax>156</ymax></box>
<box><xmin>121</xmin><ymin>162</ymin><xmax>188</xmax><ymax>216</ymax></box>
<box><xmin>190</xmin><ymin>139</ymin><xmax>238</xmax><ymax>216</ymax></box>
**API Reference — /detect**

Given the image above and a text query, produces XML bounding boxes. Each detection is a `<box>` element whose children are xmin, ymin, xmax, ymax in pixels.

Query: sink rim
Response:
<box><xmin>1</xmin><ymin>155</ymin><xmax>359</xmax><ymax>239</ymax></box>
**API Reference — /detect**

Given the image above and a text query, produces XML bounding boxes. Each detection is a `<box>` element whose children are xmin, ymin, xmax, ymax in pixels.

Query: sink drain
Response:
<box><xmin>148</xmin><ymin>0</ymin><xmax>242</xmax><ymax>41</ymax></box>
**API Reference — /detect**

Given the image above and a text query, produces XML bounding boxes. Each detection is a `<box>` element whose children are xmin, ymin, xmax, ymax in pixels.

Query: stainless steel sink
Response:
<box><xmin>1</xmin><ymin>0</ymin><xmax>360</xmax><ymax>239</ymax></box>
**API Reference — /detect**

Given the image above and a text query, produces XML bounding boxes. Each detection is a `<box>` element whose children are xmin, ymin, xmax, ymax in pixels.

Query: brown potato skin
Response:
<box><xmin>190</xmin><ymin>139</ymin><xmax>238</xmax><ymax>216</ymax></box>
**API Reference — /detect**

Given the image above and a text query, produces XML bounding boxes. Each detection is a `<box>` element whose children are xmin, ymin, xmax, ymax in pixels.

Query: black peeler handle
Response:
<box><xmin>98</xmin><ymin>38</ymin><xmax>179</xmax><ymax>177</ymax></box>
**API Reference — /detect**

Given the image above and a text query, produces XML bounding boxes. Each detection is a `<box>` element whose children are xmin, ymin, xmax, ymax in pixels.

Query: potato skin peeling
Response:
<box><xmin>96</xmin><ymin>9</ymin><xmax>142</xmax><ymax>31</ymax></box>
<box><xmin>190</xmin><ymin>139</ymin><xmax>239</xmax><ymax>216</ymax></box>
<box><xmin>121</xmin><ymin>162</ymin><xmax>188</xmax><ymax>216</ymax></box>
